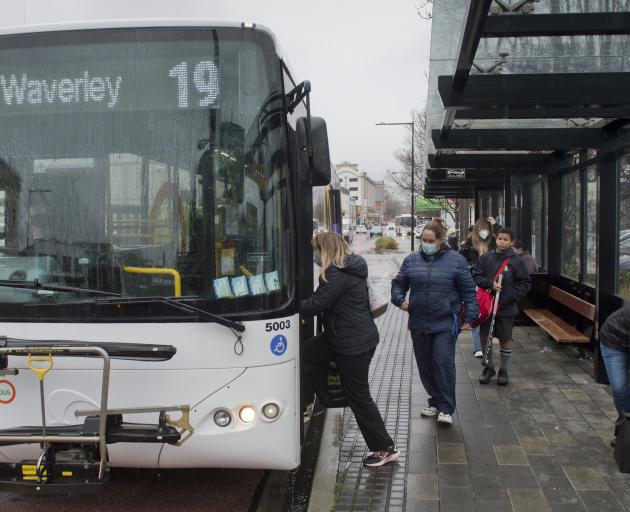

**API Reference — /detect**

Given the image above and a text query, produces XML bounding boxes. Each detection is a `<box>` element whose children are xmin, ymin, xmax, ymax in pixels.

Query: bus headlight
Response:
<box><xmin>214</xmin><ymin>410</ymin><xmax>232</xmax><ymax>427</ymax></box>
<box><xmin>262</xmin><ymin>403</ymin><xmax>280</xmax><ymax>420</ymax></box>
<box><xmin>239</xmin><ymin>405</ymin><xmax>256</xmax><ymax>423</ymax></box>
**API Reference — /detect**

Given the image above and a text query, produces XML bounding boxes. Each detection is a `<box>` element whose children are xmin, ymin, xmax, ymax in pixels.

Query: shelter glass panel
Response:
<box><xmin>619</xmin><ymin>154</ymin><xmax>630</xmax><ymax>297</ymax></box>
<box><xmin>585</xmin><ymin>166</ymin><xmax>598</xmax><ymax>287</ymax></box>
<box><xmin>530</xmin><ymin>179</ymin><xmax>546</xmax><ymax>271</ymax></box>
<box><xmin>561</xmin><ymin>171</ymin><xmax>581</xmax><ymax>280</ymax></box>
<box><xmin>477</xmin><ymin>189</ymin><xmax>504</xmax><ymax>225</ymax></box>
<box><xmin>510</xmin><ymin>173</ymin><xmax>546</xmax><ymax>272</ymax></box>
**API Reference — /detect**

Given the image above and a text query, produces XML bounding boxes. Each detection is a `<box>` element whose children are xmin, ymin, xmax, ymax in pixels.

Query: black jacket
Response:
<box><xmin>301</xmin><ymin>254</ymin><xmax>379</xmax><ymax>355</ymax></box>
<box><xmin>600</xmin><ymin>302</ymin><xmax>630</xmax><ymax>352</ymax></box>
<box><xmin>472</xmin><ymin>248</ymin><xmax>531</xmax><ymax>317</ymax></box>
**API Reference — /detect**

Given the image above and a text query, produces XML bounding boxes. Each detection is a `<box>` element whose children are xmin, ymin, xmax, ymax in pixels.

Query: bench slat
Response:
<box><xmin>524</xmin><ymin>309</ymin><xmax>590</xmax><ymax>343</ymax></box>
<box><xmin>549</xmin><ymin>286</ymin><xmax>596</xmax><ymax>321</ymax></box>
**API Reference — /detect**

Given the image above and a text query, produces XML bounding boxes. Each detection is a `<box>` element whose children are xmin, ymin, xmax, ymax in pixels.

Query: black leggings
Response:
<box><xmin>301</xmin><ymin>334</ymin><xmax>394</xmax><ymax>452</ymax></box>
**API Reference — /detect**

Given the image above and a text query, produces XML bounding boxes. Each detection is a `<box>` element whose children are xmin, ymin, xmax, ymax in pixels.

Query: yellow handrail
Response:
<box><xmin>123</xmin><ymin>266</ymin><xmax>182</xmax><ymax>297</ymax></box>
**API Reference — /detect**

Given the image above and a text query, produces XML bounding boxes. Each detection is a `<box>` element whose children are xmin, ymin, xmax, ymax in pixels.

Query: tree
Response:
<box><xmin>383</xmin><ymin>189</ymin><xmax>405</xmax><ymax>219</ymax></box>
<box><xmin>385</xmin><ymin>109</ymin><xmax>474</xmax><ymax>232</ymax></box>
<box><xmin>386</xmin><ymin>110</ymin><xmax>456</xmax><ymax>222</ymax></box>
<box><xmin>386</xmin><ymin>110</ymin><xmax>427</xmax><ymax>194</ymax></box>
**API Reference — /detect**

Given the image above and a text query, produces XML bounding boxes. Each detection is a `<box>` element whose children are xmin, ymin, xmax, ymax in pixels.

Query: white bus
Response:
<box><xmin>394</xmin><ymin>214</ymin><xmax>418</xmax><ymax>237</ymax></box>
<box><xmin>0</xmin><ymin>18</ymin><xmax>333</xmax><ymax>492</ymax></box>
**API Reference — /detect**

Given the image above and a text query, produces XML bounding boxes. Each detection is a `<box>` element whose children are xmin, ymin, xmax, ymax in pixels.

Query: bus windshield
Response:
<box><xmin>0</xmin><ymin>27</ymin><xmax>291</xmax><ymax>319</ymax></box>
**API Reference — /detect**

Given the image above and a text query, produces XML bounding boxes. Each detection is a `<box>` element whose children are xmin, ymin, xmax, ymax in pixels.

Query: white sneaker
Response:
<box><xmin>421</xmin><ymin>406</ymin><xmax>438</xmax><ymax>417</ymax></box>
<box><xmin>474</xmin><ymin>350</ymin><xmax>483</xmax><ymax>358</ymax></box>
<box><xmin>437</xmin><ymin>412</ymin><xmax>453</xmax><ymax>425</ymax></box>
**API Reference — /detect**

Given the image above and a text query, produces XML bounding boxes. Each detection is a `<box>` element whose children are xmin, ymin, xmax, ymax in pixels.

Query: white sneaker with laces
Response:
<box><xmin>437</xmin><ymin>412</ymin><xmax>453</xmax><ymax>425</ymax></box>
<box><xmin>474</xmin><ymin>350</ymin><xmax>483</xmax><ymax>358</ymax></box>
<box><xmin>421</xmin><ymin>406</ymin><xmax>438</xmax><ymax>417</ymax></box>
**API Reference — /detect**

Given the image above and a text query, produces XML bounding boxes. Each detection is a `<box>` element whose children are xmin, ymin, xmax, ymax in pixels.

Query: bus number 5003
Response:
<box><xmin>265</xmin><ymin>320</ymin><xmax>291</xmax><ymax>332</ymax></box>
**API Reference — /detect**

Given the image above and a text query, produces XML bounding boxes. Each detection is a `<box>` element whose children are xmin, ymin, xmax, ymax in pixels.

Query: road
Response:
<box><xmin>0</xmin><ymin>467</ymin><xmax>263</xmax><ymax>511</ymax></box>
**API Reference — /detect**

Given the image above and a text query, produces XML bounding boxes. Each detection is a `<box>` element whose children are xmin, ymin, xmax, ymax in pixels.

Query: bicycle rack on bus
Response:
<box><xmin>0</xmin><ymin>339</ymin><xmax>189</xmax><ymax>494</ymax></box>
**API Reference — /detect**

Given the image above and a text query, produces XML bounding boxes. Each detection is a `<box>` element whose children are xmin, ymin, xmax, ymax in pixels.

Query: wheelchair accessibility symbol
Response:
<box><xmin>270</xmin><ymin>335</ymin><xmax>287</xmax><ymax>356</ymax></box>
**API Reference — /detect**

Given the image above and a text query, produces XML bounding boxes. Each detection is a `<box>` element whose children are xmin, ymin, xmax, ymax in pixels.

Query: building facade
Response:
<box><xmin>336</xmin><ymin>161</ymin><xmax>378</xmax><ymax>223</ymax></box>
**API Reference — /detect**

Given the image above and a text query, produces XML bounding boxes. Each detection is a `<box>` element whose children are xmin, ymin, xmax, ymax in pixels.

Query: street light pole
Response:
<box><xmin>411</xmin><ymin>120</ymin><xmax>415</xmax><ymax>252</ymax></box>
<box><xmin>376</xmin><ymin>119</ymin><xmax>416</xmax><ymax>251</ymax></box>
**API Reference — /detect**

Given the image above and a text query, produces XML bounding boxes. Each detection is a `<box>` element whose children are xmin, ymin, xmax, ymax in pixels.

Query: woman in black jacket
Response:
<box><xmin>460</xmin><ymin>219</ymin><xmax>496</xmax><ymax>358</ymax></box>
<box><xmin>301</xmin><ymin>232</ymin><xmax>399</xmax><ymax>467</ymax></box>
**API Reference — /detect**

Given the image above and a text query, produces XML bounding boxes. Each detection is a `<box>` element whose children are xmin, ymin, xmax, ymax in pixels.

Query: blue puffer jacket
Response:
<box><xmin>391</xmin><ymin>246</ymin><xmax>479</xmax><ymax>334</ymax></box>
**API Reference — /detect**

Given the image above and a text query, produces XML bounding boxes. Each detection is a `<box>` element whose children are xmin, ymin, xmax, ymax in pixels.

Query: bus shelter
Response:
<box><xmin>424</xmin><ymin>1</ymin><xmax>630</xmax><ymax>382</ymax></box>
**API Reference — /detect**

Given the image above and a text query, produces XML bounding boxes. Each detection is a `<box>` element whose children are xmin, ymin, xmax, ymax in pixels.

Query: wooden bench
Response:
<box><xmin>524</xmin><ymin>286</ymin><xmax>595</xmax><ymax>343</ymax></box>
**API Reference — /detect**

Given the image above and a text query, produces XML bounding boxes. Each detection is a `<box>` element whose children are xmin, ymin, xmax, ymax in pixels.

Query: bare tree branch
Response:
<box><xmin>416</xmin><ymin>0</ymin><xmax>433</xmax><ymax>19</ymax></box>
<box><xmin>386</xmin><ymin>110</ymin><xmax>427</xmax><ymax>194</ymax></box>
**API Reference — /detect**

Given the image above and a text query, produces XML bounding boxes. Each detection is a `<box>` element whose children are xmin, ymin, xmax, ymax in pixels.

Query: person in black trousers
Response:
<box><xmin>301</xmin><ymin>232</ymin><xmax>399</xmax><ymax>467</ymax></box>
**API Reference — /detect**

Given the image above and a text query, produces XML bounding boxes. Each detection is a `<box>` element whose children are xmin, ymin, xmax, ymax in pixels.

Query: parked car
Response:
<box><xmin>370</xmin><ymin>225</ymin><xmax>383</xmax><ymax>237</ymax></box>
<box><xmin>355</xmin><ymin>224</ymin><xmax>367</xmax><ymax>234</ymax></box>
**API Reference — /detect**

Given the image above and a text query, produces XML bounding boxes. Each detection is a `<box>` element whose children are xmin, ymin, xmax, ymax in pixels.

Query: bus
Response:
<box><xmin>394</xmin><ymin>214</ymin><xmax>418</xmax><ymax>237</ymax></box>
<box><xmin>0</xmin><ymin>19</ymin><xmax>334</xmax><ymax>492</ymax></box>
<box><xmin>313</xmin><ymin>166</ymin><xmax>343</xmax><ymax>236</ymax></box>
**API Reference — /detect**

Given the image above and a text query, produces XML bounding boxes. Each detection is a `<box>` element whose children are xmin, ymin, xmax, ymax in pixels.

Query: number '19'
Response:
<box><xmin>168</xmin><ymin>61</ymin><xmax>219</xmax><ymax>108</ymax></box>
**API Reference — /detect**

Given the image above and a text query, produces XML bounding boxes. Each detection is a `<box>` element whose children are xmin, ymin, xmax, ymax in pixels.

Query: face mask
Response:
<box><xmin>479</xmin><ymin>229</ymin><xmax>490</xmax><ymax>240</ymax></box>
<box><xmin>314</xmin><ymin>254</ymin><xmax>322</xmax><ymax>266</ymax></box>
<box><xmin>422</xmin><ymin>242</ymin><xmax>438</xmax><ymax>255</ymax></box>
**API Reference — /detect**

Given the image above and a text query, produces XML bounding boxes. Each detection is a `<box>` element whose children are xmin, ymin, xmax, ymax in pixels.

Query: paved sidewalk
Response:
<box><xmin>327</xmin><ymin>305</ymin><xmax>630</xmax><ymax>511</ymax></box>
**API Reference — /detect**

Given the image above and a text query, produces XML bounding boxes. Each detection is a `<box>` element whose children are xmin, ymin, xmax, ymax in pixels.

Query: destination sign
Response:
<box><xmin>0</xmin><ymin>59</ymin><xmax>219</xmax><ymax>116</ymax></box>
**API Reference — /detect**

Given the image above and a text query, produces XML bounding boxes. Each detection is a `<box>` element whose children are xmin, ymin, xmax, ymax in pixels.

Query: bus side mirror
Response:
<box><xmin>297</xmin><ymin>116</ymin><xmax>331</xmax><ymax>186</ymax></box>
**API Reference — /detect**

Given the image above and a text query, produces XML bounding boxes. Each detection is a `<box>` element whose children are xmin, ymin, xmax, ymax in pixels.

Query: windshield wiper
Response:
<box><xmin>16</xmin><ymin>288</ymin><xmax>245</xmax><ymax>333</ymax></box>
<box><xmin>0</xmin><ymin>279</ymin><xmax>121</xmax><ymax>297</ymax></box>
<box><xmin>94</xmin><ymin>296</ymin><xmax>246</xmax><ymax>333</ymax></box>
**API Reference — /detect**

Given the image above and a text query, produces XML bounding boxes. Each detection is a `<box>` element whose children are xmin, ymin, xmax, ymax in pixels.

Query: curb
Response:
<box><xmin>307</xmin><ymin>408</ymin><xmax>344</xmax><ymax>512</ymax></box>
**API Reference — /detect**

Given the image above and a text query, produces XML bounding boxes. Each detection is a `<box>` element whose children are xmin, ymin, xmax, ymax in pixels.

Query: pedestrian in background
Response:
<box><xmin>474</xmin><ymin>228</ymin><xmax>531</xmax><ymax>386</ymax></box>
<box><xmin>391</xmin><ymin>221</ymin><xmax>478</xmax><ymax>425</ymax></box>
<box><xmin>446</xmin><ymin>227</ymin><xmax>458</xmax><ymax>251</ymax></box>
<box><xmin>301</xmin><ymin>232</ymin><xmax>399</xmax><ymax>467</ymax></box>
<box><xmin>460</xmin><ymin>218</ymin><xmax>496</xmax><ymax>358</ymax></box>
<box><xmin>599</xmin><ymin>302</ymin><xmax>630</xmax><ymax>447</ymax></box>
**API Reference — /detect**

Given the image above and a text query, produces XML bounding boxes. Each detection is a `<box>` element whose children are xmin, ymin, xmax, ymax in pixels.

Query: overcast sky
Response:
<box><xmin>4</xmin><ymin>0</ymin><xmax>432</xmax><ymax>183</ymax></box>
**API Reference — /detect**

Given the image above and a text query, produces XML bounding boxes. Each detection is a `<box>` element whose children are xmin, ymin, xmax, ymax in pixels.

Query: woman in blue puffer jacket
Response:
<box><xmin>391</xmin><ymin>221</ymin><xmax>478</xmax><ymax>425</ymax></box>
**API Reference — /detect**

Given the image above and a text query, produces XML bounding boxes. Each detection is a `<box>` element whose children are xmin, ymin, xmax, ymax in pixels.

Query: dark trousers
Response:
<box><xmin>302</xmin><ymin>334</ymin><xmax>394</xmax><ymax>452</ymax></box>
<box><xmin>411</xmin><ymin>330</ymin><xmax>457</xmax><ymax>415</ymax></box>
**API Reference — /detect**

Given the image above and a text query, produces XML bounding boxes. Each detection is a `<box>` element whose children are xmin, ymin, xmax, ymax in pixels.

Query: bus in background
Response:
<box><xmin>312</xmin><ymin>165</ymin><xmax>343</xmax><ymax>235</ymax></box>
<box><xmin>0</xmin><ymin>19</ymin><xmax>332</xmax><ymax>493</ymax></box>
<box><xmin>395</xmin><ymin>214</ymin><xmax>418</xmax><ymax>237</ymax></box>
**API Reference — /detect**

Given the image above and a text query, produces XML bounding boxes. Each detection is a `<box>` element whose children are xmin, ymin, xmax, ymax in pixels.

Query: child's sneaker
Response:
<box><xmin>363</xmin><ymin>446</ymin><xmax>400</xmax><ymax>467</ymax></box>
<box><xmin>421</xmin><ymin>406</ymin><xmax>438</xmax><ymax>417</ymax></box>
<box><xmin>437</xmin><ymin>412</ymin><xmax>453</xmax><ymax>425</ymax></box>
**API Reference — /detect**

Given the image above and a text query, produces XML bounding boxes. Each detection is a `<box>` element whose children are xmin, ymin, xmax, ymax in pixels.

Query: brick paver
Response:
<box><xmin>331</xmin><ymin>301</ymin><xmax>630</xmax><ymax>511</ymax></box>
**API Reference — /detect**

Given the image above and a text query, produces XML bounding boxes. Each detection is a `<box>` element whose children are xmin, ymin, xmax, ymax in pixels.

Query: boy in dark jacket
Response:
<box><xmin>473</xmin><ymin>228</ymin><xmax>531</xmax><ymax>385</ymax></box>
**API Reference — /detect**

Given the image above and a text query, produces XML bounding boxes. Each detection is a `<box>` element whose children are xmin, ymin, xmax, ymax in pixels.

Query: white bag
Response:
<box><xmin>367</xmin><ymin>276</ymin><xmax>389</xmax><ymax>318</ymax></box>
